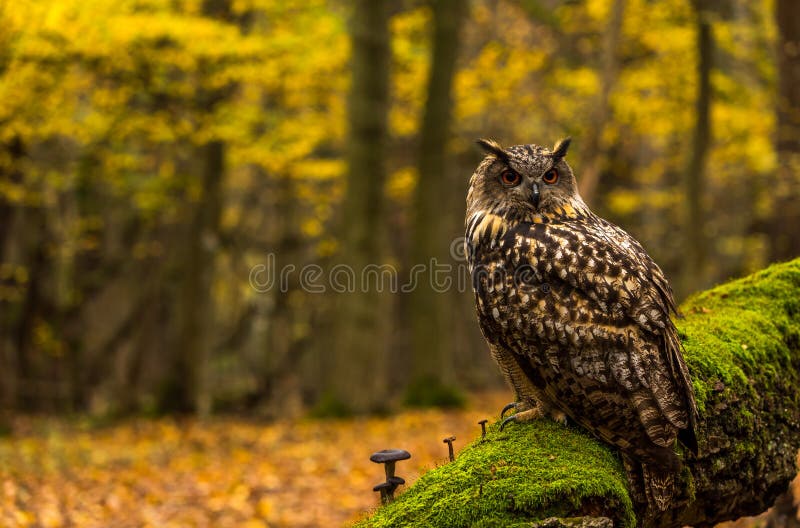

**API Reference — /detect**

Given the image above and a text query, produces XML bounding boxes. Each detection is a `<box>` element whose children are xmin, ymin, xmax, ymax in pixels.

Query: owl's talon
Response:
<box><xmin>499</xmin><ymin>407</ymin><xmax>543</xmax><ymax>431</ymax></box>
<box><xmin>499</xmin><ymin>414</ymin><xmax>518</xmax><ymax>431</ymax></box>
<box><xmin>500</xmin><ymin>402</ymin><xmax>518</xmax><ymax>419</ymax></box>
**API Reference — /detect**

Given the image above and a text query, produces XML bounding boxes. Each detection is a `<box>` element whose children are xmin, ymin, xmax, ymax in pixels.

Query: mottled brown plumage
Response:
<box><xmin>465</xmin><ymin>138</ymin><xmax>698</xmax><ymax>512</ymax></box>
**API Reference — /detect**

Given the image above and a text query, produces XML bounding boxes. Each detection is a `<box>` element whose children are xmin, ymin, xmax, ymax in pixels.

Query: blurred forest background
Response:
<box><xmin>1</xmin><ymin>0</ymin><xmax>799</xmax><ymax>421</ymax></box>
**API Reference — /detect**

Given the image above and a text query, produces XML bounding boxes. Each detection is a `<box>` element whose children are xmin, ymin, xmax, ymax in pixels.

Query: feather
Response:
<box><xmin>476</xmin><ymin>138</ymin><xmax>510</xmax><ymax>163</ymax></box>
<box><xmin>547</xmin><ymin>137</ymin><xmax>571</xmax><ymax>159</ymax></box>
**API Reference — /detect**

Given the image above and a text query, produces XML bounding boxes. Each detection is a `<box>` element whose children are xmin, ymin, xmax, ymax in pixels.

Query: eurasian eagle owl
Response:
<box><xmin>465</xmin><ymin>137</ymin><xmax>697</xmax><ymax>512</ymax></box>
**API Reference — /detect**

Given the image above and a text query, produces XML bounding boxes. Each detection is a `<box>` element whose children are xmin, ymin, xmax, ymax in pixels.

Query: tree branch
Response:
<box><xmin>359</xmin><ymin>259</ymin><xmax>800</xmax><ymax>527</ymax></box>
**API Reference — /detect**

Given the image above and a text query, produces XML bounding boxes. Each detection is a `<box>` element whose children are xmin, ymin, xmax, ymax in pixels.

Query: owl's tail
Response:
<box><xmin>641</xmin><ymin>463</ymin><xmax>675</xmax><ymax>511</ymax></box>
<box><xmin>622</xmin><ymin>453</ymin><xmax>679</xmax><ymax>512</ymax></box>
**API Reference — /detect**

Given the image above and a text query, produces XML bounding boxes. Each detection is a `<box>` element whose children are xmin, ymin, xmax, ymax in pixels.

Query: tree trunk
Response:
<box><xmin>681</xmin><ymin>0</ymin><xmax>713</xmax><ymax>296</ymax></box>
<box><xmin>360</xmin><ymin>259</ymin><xmax>800</xmax><ymax>528</ymax></box>
<box><xmin>324</xmin><ymin>0</ymin><xmax>392</xmax><ymax>414</ymax></box>
<box><xmin>260</xmin><ymin>176</ymin><xmax>307</xmax><ymax>417</ymax></box>
<box><xmin>162</xmin><ymin>140</ymin><xmax>224</xmax><ymax>414</ymax></box>
<box><xmin>10</xmin><ymin>208</ymin><xmax>51</xmax><ymax>411</ymax></box>
<box><xmin>408</xmin><ymin>0</ymin><xmax>467</xmax><ymax>401</ymax></box>
<box><xmin>0</xmin><ymin>136</ymin><xmax>26</xmax><ymax>416</ymax></box>
<box><xmin>577</xmin><ymin>0</ymin><xmax>625</xmax><ymax>205</ymax></box>
<box><xmin>769</xmin><ymin>0</ymin><xmax>800</xmax><ymax>262</ymax></box>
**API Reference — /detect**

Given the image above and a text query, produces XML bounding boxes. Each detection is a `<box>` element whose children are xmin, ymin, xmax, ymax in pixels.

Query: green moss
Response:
<box><xmin>678</xmin><ymin>259</ymin><xmax>800</xmax><ymax>415</ymax></box>
<box><xmin>358</xmin><ymin>259</ymin><xmax>800</xmax><ymax>527</ymax></box>
<box><xmin>357</xmin><ymin>420</ymin><xmax>635</xmax><ymax>528</ymax></box>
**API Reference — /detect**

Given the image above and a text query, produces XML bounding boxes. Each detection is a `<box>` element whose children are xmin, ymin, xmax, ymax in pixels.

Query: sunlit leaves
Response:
<box><xmin>0</xmin><ymin>0</ymin><xmax>349</xmax><ymax>203</ymax></box>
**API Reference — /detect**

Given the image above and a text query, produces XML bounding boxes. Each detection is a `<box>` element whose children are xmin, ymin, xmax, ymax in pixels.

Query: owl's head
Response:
<box><xmin>466</xmin><ymin>138</ymin><xmax>587</xmax><ymax>221</ymax></box>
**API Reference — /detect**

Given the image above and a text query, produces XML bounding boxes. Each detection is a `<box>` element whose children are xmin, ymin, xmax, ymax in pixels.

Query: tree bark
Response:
<box><xmin>408</xmin><ymin>0</ymin><xmax>468</xmax><ymax>399</ymax></box>
<box><xmin>681</xmin><ymin>0</ymin><xmax>713</xmax><ymax>296</ymax></box>
<box><xmin>360</xmin><ymin>259</ymin><xmax>800</xmax><ymax>528</ymax></box>
<box><xmin>324</xmin><ymin>0</ymin><xmax>393</xmax><ymax>413</ymax></box>
<box><xmin>769</xmin><ymin>0</ymin><xmax>800</xmax><ymax>262</ymax></box>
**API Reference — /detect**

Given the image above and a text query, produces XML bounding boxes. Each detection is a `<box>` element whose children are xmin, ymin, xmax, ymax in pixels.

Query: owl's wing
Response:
<box><xmin>531</xmin><ymin>218</ymin><xmax>698</xmax><ymax>447</ymax></box>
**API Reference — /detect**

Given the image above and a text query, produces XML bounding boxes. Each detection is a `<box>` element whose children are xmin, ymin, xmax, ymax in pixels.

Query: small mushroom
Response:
<box><xmin>478</xmin><ymin>419</ymin><xmax>488</xmax><ymax>439</ymax></box>
<box><xmin>443</xmin><ymin>436</ymin><xmax>456</xmax><ymax>461</ymax></box>
<box><xmin>372</xmin><ymin>481</ymin><xmax>394</xmax><ymax>504</ymax></box>
<box><xmin>387</xmin><ymin>476</ymin><xmax>405</xmax><ymax>486</ymax></box>
<box><xmin>370</xmin><ymin>449</ymin><xmax>411</xmax><ymax>504</ymax></box>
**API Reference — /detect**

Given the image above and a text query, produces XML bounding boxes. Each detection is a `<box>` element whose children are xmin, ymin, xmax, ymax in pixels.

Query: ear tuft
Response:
<box><xmin>548</xmin><ymin>137</ymin><xmax>572</xmax><ymax>159</ymax></box>
<box><xmin>476</xmin><ymin>138</ymin><xmax>509</xmax><ymax>163</ymax></box>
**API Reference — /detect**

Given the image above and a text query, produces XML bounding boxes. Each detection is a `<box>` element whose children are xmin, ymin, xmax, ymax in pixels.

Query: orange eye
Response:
<box><xmin>500</xmin><ymin>170</ymin><xmax>521</xmax><ymax>187</ymax></box>
<box><xmin>542</xmin><ymin>168</ymin><xmax>559</xmax><ymax>185</ymax></box>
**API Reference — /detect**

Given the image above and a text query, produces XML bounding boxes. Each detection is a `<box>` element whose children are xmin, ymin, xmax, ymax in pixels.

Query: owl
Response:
<box><xmin>465</xmin><ymin>138</ymin><xmax>698</xmax><ymax>512</ymax></box>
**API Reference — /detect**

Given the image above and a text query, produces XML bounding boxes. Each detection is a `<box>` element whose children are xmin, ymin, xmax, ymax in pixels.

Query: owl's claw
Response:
<box><xmin>499</xmin><ymin>407</ymin><xmax>544</xmax><ymax>431</ymax></box>
<box><xmin>499</xmin><ymin>414</ymin><xmax>517</xmax><ymax>431</ymax></box>
<box><xmin>500</xmin><ymin>402</ymin><xmax>518</xmax><ymax>419</ymax></box>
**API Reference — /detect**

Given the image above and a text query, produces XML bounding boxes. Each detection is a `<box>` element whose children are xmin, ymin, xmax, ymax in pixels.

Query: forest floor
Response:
<box><xmin>0</xmin><ymin>390</ymin><xmax>796</xmax><ymax>528</ymax></box>
<box><xmin>0</xmin><ymin>391</ymin><xmax>510</xmax><ymax>527</ymax></box>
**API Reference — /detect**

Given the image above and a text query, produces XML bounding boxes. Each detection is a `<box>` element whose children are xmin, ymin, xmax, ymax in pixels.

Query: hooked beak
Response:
<box><xmin>531</xmin><ymin>182</ymin><xmax>540</xmax><ymax>209</ymax></box>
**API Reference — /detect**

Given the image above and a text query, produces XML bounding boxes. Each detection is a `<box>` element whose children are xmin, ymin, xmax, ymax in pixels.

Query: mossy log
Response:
<box><xmin>359</xmin><ymin>259</ymin><xmax>800</xmax><ymax>527</ymax></box>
